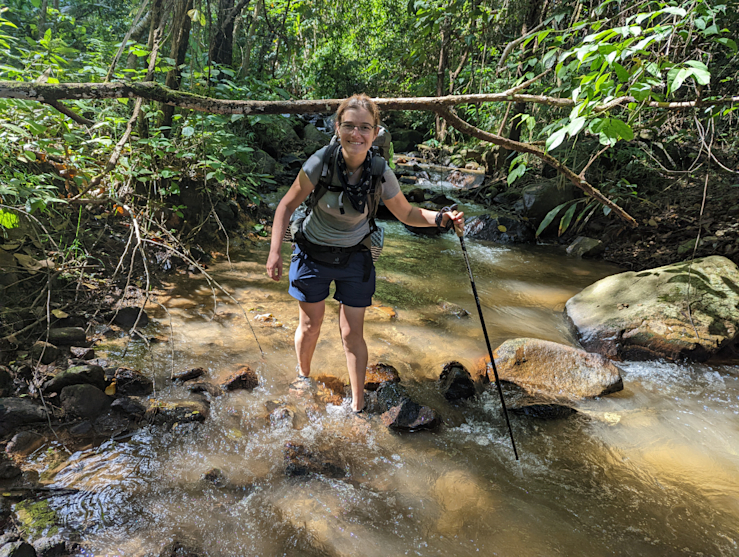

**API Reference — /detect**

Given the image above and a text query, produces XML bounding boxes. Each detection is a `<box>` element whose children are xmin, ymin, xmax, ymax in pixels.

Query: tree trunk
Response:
<box><xmin>160</xmin><ymin>0</ymin><xmax>194</xmax><ymax>132</ymax></box>
<box><xmin>38</xmin><ymin>0</ymin><xmax>49</xmax><ymax>39</ymax></box>
<box><xmin>435</xmin><ymin>28</ymin><xmax>447</xmax><ymax>141</ymax></box>
<box><xmin>210</xmin><ymin>0</ymin><xmax>235</xmax><ymax>67</ymax></box>
<box><xmin>138</xmin><ymin>0</ymin><xmax>166</xmax><ymax>139</ymax></box>
<box><xmin>239</xmin><ymin>0</ymin><xmax>261</xmax><ymax>76</ymax></box>
<box><xmin>507</xmin><ymin>0</ymin><xmax>546</xmax><ymax>146</ymax></box>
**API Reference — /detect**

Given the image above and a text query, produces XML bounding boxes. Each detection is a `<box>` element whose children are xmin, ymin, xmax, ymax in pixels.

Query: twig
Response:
<box><xmin>579</xmin><ymin>144</ymin><xmax>610</xmax><ymax>178</ymax></box>
<box><xmin>502</xmin><ymin>69</ymin><xmax>552</xmax><ymax>96</ymax></box>
<box><xmin>140</xmin><ymin>237</ymin><xmax>264</xmax><ymax>355</ymax></box>
<box><xmin>497</xmin><ymin>19</ymin><xmax>549</xmax><ymax>69</ymax></box>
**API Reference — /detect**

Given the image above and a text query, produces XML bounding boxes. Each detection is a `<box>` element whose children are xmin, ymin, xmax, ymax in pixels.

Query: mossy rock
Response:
<box><xmin>565</xmin><ymin>256</ymin><xmax>739</xmax><ymax>362</ymax></box>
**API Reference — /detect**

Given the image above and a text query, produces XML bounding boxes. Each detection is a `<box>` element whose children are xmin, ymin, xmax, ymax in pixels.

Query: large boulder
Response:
<box><xmin>465</xmin><ymin>213</ymin><xmax>534</xmax><ymax>244</ymax></box>
<box><xmin>565</xmin><ymin>256</ymin><xmax>739</xmax><ymax>362</ymax></box>
<box><xmin>518</xmin><ymin>179</ymin><xmax>579</xmax><ymax>225</ymax></box>
<box><xmin>252</xmin><ymin>149</ymin><xmax>277</xmax><ymax>175</ymax></box>
<box><xmin>392</xmin><ymin>129</ymin><xmax>425</xmax><ymax>153</ymax></box>
<box><xmin>302</xmin><ymin>124</ymin><xmax>331</xmax><ymax>153</ymax></box>
<box><xmin>0</xmin><ymin>398</ymin><xmax>49</xmax><ymax>437</ymax></box>
<box><xmin>487</xmin><ymin>338</ymin><xmax>624</xmax><ymax>399</ymax></box>
<box><xmin>43</xmin><ymin>364</ymin><xmax>105</xmax><ymax>394</ymax></box>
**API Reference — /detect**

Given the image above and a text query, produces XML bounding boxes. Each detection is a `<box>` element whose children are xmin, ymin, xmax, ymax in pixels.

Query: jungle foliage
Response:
<box><xmin>0</xmin><ymin>0</ymin><xmax>737</xmax><ymax>230</ymax></box>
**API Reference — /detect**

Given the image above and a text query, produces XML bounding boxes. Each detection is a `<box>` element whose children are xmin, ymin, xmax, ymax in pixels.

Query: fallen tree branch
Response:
<box><xmin>2</xmin><ymin>81</ymin><xmax>736</xmax><ymax>115</ymax></box>
<box><xmin>435</xmin><ymin>107</ymin><xmax>638</xmax><ymax>227</ymax></box>
<box><xmin>42</xmin><ymin>100</ymin><xmax>94</xmax><ymax>126</ymax></box>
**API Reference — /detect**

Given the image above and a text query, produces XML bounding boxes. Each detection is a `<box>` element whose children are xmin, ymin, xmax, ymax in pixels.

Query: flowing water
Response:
<box><xmin>16</xmin><ymin>193</ymin><xmax>739</xmax><ymax>556</ymax></box>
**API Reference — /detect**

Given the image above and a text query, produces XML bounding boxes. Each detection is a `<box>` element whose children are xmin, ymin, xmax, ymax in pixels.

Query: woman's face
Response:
<box><xmin>336</xmin><ymin>107</ymin><xmax>378</xmax><ymax>159</ymax></box>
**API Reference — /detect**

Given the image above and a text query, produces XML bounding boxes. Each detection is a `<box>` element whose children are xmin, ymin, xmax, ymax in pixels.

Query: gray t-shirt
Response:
<box><xmin>301</xmin><ymin>146</ymin><xmax>400</xmax><ymax>247</ymax></box>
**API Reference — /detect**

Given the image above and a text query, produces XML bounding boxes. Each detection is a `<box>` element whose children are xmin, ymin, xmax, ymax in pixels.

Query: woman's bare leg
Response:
<box><xmin>339</xmin><ymin>304</ymin><xmax>367</xmax><ymax>411</ymax></box>
<box><xmin>296</xmin><ymin>300</ymin><xmax>325</xmax><ymax>377</ymax></box>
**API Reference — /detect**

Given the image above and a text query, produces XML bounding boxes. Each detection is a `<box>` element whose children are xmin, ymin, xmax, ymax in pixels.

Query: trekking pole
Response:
<box><xmin>452</xmin><ymin>213</ymin><xmax>519</xmax><ymax>461</ymax></box>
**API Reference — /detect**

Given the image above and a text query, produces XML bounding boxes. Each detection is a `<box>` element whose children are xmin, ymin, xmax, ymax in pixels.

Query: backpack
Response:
<box><xmin>284</xmin><ymin>127</ymin><xmax>392</xmax><ymax>264</ymax></box>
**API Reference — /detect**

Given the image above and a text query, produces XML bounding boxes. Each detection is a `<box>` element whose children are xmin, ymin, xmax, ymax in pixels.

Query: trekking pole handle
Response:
<box><xmin>451</xmin><ymin>209</ymin><xmax>464</xmax><ymax>238</ymax></box>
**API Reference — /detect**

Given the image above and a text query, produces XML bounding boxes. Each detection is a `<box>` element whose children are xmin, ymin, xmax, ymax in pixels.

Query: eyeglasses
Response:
<box><xmin>339</xmin><ymin>123</ymin><xmax>376</xmax><ymax>135</ymax></box>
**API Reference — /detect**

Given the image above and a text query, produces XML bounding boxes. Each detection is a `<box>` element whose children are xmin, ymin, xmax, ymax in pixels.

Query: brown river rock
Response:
<box><xmin>565</xmin><ymin>255</ymin><xmax>739</xmax><ymax>362</ymax></box>
<box><xmin>485</xmin><ymin>338</ymin><xmax>624</xmax><ymax>400</ymax></box>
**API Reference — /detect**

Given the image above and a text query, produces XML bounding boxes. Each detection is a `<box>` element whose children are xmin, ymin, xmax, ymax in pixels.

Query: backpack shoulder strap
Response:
<box><xmin>309</xmin><ymin>143</ymin><xmax>340</xmax><ymax>209</ymax></box>
<box><xmin>367</xmin><ymin>154</ymin><xmax>386</xmax><ymax>221</ymax></box>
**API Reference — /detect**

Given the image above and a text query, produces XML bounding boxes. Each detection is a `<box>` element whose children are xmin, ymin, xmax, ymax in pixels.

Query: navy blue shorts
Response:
<box><xmin>288</xmin><ymin>245</ymin><xmax>375</xmax><ymax>307</ymax></box>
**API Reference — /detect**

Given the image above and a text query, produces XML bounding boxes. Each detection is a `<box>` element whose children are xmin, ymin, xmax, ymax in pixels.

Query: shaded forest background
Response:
<box><xmin>0</xmin><ymin>0</ymin><xmax>738</xmax><ymax>345</ymax></box>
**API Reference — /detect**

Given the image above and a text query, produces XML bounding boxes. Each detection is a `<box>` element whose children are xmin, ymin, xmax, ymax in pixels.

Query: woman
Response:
<box><xmin>266</xmin><ymin>94</ymin><xmax>464</xmax><ymax>412</ymax></box>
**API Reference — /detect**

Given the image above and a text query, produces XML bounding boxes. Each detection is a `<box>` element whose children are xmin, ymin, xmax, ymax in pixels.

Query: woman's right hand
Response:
<box><xmin>266</xmin><ymin>251</ymin><xmax>283</xmax><ymax>281</ymax></box>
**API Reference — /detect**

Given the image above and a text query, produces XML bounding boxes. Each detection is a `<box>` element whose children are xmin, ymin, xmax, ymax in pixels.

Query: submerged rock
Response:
<box><xmin>565</xmin><ymin>256</ymin><xmax>739</xmax><ymax>362</ymax></box>
<box><xmin>284</xmin><ymin>442</ymin><xmax>345</xmax><ymax>478</ymax></box>
<box><xmin>146</xmin><ymin>399</ymin><xmax>209</xmax><ymax>427</ymax></box>
<box><xmin>487</xmin><ymin>338</ymin><xmax>624</xmax><ymax>400</ymax></box>
<box><xmin>172</xmin><ymin>367</ymin><xmax>206</xmax><ymax>382</ymax></box>
<box><xmin>314</xmin><ymin>374</ymin><xmax>346</xmax><ymax>405</ymax></box>
<box><xmin>566</xmin><ymin>236</ymin><xmax>605</xmax><ymax>258</ymax></box>
<box><xmin>364</xmin><ymin>363</ymin><xmax>400</xmax><ymax>391</ymax></box>
<box><xmin>158</xmin><ymin>540</ymin><xmax>202</xmax><ymax>557</ymax></box>
<box><xmin>220</xmin><ymin>365</ymin><xmax>258</xmax><ymax>391</ymax></box>
<box><xmin>439</xmin><ymin>361</ymin><xmax>476</xmax><ymax>401</ymax></box>
<box><xmin>381</xmin><ymin>399</ymin><xmax>440</xmax><ymax>431</ymax></box>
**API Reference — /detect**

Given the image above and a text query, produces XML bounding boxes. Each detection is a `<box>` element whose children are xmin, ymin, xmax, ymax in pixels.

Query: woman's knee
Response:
<box><xmin>299</xmin><ymin>318</ymin><xmax>323</xmax><ymax>339</ymax></box>
<box><xmin>340</xmin><ymin>325</ymin><xmax>364</xmax><ymax>347</ymax></box>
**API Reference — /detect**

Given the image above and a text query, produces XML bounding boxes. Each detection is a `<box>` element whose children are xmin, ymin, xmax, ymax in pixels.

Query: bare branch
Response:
<box><xmin>42</xmin><ymin>100</ymin><xmax>94</xmax><ymax>126</ymax></box>
<box><xmin>435</xmin><ymin>107</ymin><xmax>638</xmax><ymax>227</ymax></box>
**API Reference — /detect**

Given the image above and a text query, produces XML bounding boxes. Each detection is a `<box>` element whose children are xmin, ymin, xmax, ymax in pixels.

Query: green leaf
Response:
<box><xmin>181</xmin><ymin>126</ymin><xmax>194</xmax><ymax>137</ymax></box>
<box><xmin>714</xmin><ymin>37</ymin><xmax>738</xmax><ymax>52</ymax></box>
<box><xmin>610</xmin><ymin>119</ymin><xmax>634</xmax><ymax>140</ymax></box>
<box><xmin>613</xmin><ymin>62</ymin><xmax>630</xmax><ymax>82</ymax></box>
<box><xmin>546</xmin><ymin>128</ymin><xmax>568</xmax><ymax>151</ymax></box>
<box><xmin>662</xmin><ymin>6</ymin><xmax>687</xmax><ymax>16</ymax></box>
<box><xmin>30</xmin><ymin>0</ymin><xmax>41</xmax><ymax>7</ymax></box>
<box><xmin>567</xmin><ymin>116</ymin><xmax>586</xmax><ymax>137</ymax></box>
<box><xmin>685</xmin><ymin>60</ymin><xmax>711</xmax><ymax>85</ymax></box>
<box><xmin>0</xmin><ymin>209</ymin><xmax>19</xmax><ymax>229</ymax></box>
<box><xmin>558</xmin><ymin>202</ymin><xmax>578</xmax><ymax>236</ymax></box>
<box><xmin>669</xmin><ymin>67</ymin><xmax>691</xmax><ymax>93</ymax></box>
<box><xmin>535</xmin><ymin>201</ymin><xmax>572</xmax><ymax>237</ymax></box>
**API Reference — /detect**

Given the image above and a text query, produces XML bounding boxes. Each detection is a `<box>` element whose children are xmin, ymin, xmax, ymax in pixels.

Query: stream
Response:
<box><xmin>16</xmin><ymin>182</ymin><xmax>739</xmax><ymax>556</ymax></box>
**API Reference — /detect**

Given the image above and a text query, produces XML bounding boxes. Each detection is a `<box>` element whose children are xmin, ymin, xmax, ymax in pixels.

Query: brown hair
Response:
<box><xmin>335</xmin><ymin>94</ymin><xmax>380</xmax><ymax>127</ymax></box>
